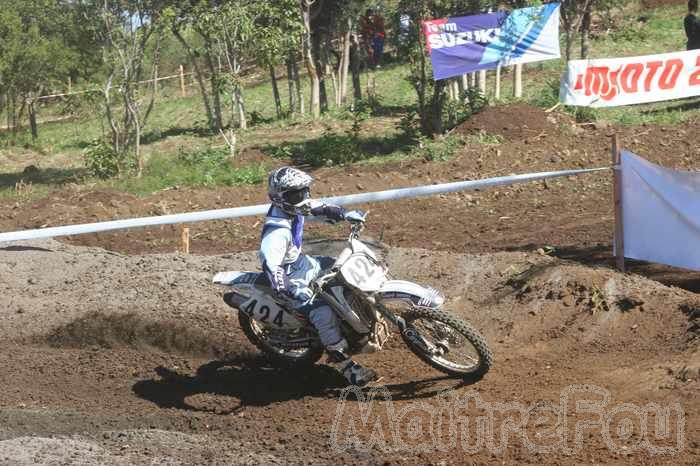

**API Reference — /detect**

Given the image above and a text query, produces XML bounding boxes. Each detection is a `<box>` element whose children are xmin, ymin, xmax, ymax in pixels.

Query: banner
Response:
<box><xmin>561</xmin><ymin>50</ymin><xmax>700</xmax><ymax>107</ymax></box>
<box><xmin>422</xmin><ymin>3</ymin><xmax>560</xmax><ymax>81</ymax></box>
<box><xmin>621</xmin><ymin>150</ymin><xmax>700</xmax><ymax>271</ymax></box>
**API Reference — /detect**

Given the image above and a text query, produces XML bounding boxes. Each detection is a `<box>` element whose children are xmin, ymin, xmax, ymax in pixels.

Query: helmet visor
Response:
<box><xmin>283</xmin><ymin>187</ymin><xmax>310</xmax><ymax>206</ymax></box>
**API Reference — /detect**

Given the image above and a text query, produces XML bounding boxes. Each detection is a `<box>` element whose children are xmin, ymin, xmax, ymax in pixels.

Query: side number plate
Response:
<box><xmin>240</xmin><ymin>295</ymin><xmax>302</xmax><ymax>329</ymax></box>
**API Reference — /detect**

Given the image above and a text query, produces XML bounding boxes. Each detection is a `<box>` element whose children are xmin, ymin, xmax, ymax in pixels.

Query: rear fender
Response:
<box><xmin>376</xmin><ymin>280</ymin><xmax>444</xmax><ymax>308</ymax></box>
<box><xmin>213</xmin><ymin>271</ymin><xmax>259</xmax><ymax>286</ymax></box>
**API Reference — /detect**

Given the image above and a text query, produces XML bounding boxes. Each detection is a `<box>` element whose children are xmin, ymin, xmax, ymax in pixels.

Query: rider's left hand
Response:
<box><xmin>344</xmin><ymin>210</ymin><xmax>366</xmax><ymax>223</ymax></box>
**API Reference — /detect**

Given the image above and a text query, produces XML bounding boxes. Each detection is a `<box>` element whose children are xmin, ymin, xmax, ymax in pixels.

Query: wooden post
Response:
<box><xmin>611</xmin><ymin>134</ymin><xmax>625</xmax><ymax>272</ymax></box>
<box><xmin>494</xmin><ymin>64</ymin><xmax>501</xmax><ymax>100</ymax></box>
<box><xmin>478</xmin><ymin>70</ymin><xmax>487</xmax><ymax>94</ymax></box>
<box><xmin>153</xmin><ymin>65</ymin><xmax>159</xmax><ymax>99</ymax></box>
<box><xmin>513</xmin><ymin>63</ymin><xmax>523</xmax><ymax>98</ymax></box>
<box><xmin>179</xmin><ymin>64</ymin><xmax>186</xmax><ymax>97</ymax></box>
<box><xmin>451</xmin><ymin>79</ymin><xmax>460</xmax><ymax>101</ymax></box>
<box><xmin>181</xmin><ymin>226</ymin><xmax>190</xmax><ymax>254</ymax></box>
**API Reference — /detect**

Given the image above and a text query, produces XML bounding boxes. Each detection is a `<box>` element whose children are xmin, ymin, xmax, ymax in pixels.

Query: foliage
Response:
<box><xmin>84</xmin><ymin>139</ymin><xmax>119</xmax><ymax>179</ymax></box>
<box><xmin>413</xmin><ymin>134</ymin><xmax>463</xmax><ymax>161</ymax></box>
<box><xmin>268</xmin><ymin>130</ymin><xmax>363</xmax><ymax>167</ymax></box>
<box><xmin>610</xmin><ymin>23</ymin><xmax>650</xmax><ymax>44</ymax></box>
<box><xmin>0</xmin><ymin>0</ymin><xmax>83</xmax><ymax>140</ymax></box>
<box><xmin>465</xmin><ymin>131</ymin><xmax>504</xmax><ymax>145</ymax></box>
<box><xmin>530</xmin><ymin>78</ymin><xmax>560</xmax><ymax>108</ymax></box>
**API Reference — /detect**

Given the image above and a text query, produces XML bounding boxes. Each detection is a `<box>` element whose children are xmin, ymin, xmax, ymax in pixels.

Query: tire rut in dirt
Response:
<box><xmin>40</xmin><ymin>311</ymin><xmax>246</xmax><ymax>360</ymax></box>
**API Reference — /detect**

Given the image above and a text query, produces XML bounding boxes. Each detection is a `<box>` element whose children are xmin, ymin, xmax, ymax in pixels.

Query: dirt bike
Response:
<box><xmin>213</xmin><ymin>214</ymin><xmax>492</xmax><ymax>380</ymax></box>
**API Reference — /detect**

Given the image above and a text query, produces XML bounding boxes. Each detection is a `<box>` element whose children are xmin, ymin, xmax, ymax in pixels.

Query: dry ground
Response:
<box><xmin>1</xmin><ymin>104</ymin><xmax>699</xmax><ymax>464</ymax></box>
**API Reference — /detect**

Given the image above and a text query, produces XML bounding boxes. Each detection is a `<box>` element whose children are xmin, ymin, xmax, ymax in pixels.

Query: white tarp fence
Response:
<box><xmin>560</xmin><ymin>50</ymin><xmax>700</xmax><ymax>107</ymax></box>
<box><xmin>621</xmin><ymin>150</ymin><xmax>700</xmax><ymax>271</ymax></box>
<box><xmin>0</xmin><ymin>166</ymin><xmax>608</xmax><ymax>243</ymax></box>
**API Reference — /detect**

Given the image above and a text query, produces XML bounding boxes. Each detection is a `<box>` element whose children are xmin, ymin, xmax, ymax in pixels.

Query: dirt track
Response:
<box><xmin>1</xmin><ymin>104</ymin><xmax>700</xmax><ymax>464</ymax></box>
<box><xmin>0</xmin><ymin>238</ymin><xmax>697</xmax><ymax>465</ymax></box>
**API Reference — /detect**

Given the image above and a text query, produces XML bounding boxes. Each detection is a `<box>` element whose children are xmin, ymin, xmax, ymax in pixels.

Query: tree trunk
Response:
<box><xmin>580</xmin><ymin>6</ymin><xmax>591</xmax><ymax>59</ymax></box>
<box><xmin>10</xmin><ymin>91</ymin><xmax>17</xmax><ymax>137</ymax></box>
<box><xmin>339</xmin><ymin>21</ymin><xmax>352</xmax><ymax>105</ymax></box>
<box><xmin>201</xmin><ymin>40</ymin><xmax>224</xmax><ymax>132</ymax></box>
<box><xmin>429</xmin><ymin>80</ymin><xmax>446</xmax><ymax>136</ymax></box>
<box><xmin>286</xmin><ymin>54</ymin><xmax>297</xmax><ymax>114</ymax></box>
<box><xmin>172</xmin><ymin>28</ymin><xmax>215</xmax><ymax>130</ymax></box>
<box><xmin>561</xmin><ymin>4</ymin><xmax>574</xmax><ymax>62</ymax></box>
<box><xmin>350</xmin><ymin>34</ymin><xmax>362</xmax><ymax>102</ymax></box>
<box><xmin>301</xmin><ymin>1</ymin><xmax>320</xmax><ymax>118</ymax></box>
<box><xmin>293</xmin><ymin>55</ymin><xmax>305</xmax><ymax>115</ymax></box>
<box><xmin>269</xmin><ymin>64</ymin><xmax>282</xmax><ymax>119</ymax></box>
<box><xmin>314</xmin><ymin>30</ymin><xmax>328</xmax><ymax>112</ymax></box>
<box><xmin>235</xmin><ymin>84</ymin><xmax>247</xmax><ymax>130</ymax></box>
<box><xmin>28</xmin><ymin>97</ymin><xmax>38</xmax><ymax>140</ymax></box>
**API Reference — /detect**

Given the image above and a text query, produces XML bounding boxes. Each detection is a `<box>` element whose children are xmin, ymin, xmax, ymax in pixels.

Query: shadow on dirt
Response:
<box><xmin>133</xmin><ymin>358</ymin><xmax>472</xmax><ymax>414</ymax></box>
<box><xmin>0</xmin><ymin>245</ymin><xmax>54</xmax><ymax>252</ymax></box>
<box><xmin>0</xmin><ymin>167</ymin><xmax>86</xmax><ymax>190</ymax></box>
<box><xmin>42</xmin><ymin>311</ymin><xmax>236</xmax><ymax>359</ymax></box>
<box><xmin>132</xmin><ymin>357</ymin><xmax>346</xmax><ymax>414</ymax></box>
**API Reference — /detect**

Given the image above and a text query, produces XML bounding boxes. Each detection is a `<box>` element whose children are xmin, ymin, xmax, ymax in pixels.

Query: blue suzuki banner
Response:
<box><xmin>422</xmin><ymin>3</ymin><xmax>561</xmax><ymax>81</ymax></box>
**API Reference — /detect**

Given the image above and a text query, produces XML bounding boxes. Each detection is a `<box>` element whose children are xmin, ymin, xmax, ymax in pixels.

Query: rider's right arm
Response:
<box><xmin>259</xmin><ymin>227</ymin><xmax>292</xmax><ymax>294</ymax></box>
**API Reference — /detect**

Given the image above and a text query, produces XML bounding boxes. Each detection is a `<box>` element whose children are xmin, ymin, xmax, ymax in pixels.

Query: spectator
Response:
<box><xmin>399</xmin><ymin>13</ymin><xmax>411</xmax><ymax>47</ymax></box>
<box><xmin>685</xmin><ymin>0</ymin><xmax>700</xmax><ymax>50</ymax></box>
<box><xmin>370</xmin><ymin>10</ymin><xmax>386</xmax><ymax>68</ymax></box>
<box><xmin>360</xmin><ymin>9</ymin><xmax>375</xmax><ymax>66</ymax></box>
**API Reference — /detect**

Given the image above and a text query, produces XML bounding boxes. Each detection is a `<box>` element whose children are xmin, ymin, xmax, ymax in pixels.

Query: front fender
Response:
<box><xmin>376</xmin><ymin>280</ymin><xmax>444</xmax><ymax>308</ymax></box>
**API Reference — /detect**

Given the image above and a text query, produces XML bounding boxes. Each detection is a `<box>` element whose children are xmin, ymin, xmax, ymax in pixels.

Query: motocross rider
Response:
<box><xmin>260</xmin><ymin>166</ymin><xmax>378</xmax><ymax>386</ymax></box>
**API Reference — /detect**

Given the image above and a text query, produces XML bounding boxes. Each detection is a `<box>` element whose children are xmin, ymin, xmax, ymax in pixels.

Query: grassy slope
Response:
<box><xmin>0</xmin><ymin>2</ymin><xmax>691</xmax><ymax>198</ymax></box>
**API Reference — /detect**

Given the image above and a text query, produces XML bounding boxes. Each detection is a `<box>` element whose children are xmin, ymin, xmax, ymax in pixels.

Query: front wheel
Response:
<box><xmin>400</xmin><ymin>307</ymin><xmax>492</xmax><ymax>380</ymax></box>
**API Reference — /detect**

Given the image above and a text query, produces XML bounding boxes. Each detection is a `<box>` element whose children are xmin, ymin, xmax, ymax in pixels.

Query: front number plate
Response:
<box><xmin>340</xmin><ymin>254</ymin><xmax>386</xmax><ymax>292</ymax></box>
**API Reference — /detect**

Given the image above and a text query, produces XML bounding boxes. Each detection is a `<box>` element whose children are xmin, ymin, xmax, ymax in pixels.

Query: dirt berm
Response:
<box><xmin>0</xmin><ymin>240</ymin><xmax>697</xmax><ymax>464</ymax></box>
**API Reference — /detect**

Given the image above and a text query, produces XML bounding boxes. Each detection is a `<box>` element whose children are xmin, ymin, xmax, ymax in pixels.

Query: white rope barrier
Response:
<box><xmin>0</xmin><ymin>166</ymin><xmax>611</xmax><ymax>243</ymax></box>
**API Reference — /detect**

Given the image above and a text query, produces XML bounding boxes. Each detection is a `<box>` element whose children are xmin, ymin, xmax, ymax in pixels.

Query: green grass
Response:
<box><xmin>106</xmin><ymin>146</ymin><xmax>268</xmax><ymax>195</ymax></box>
<box><xmin>0</xmin><ymin>1</ymin><xmax>695</xmax><ymax>198</ymax></box>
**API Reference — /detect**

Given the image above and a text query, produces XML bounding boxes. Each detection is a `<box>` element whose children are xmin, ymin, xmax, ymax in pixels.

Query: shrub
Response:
<box><xmin>84</xmin><ymin>140</ymin><xmax>119</xmax><ymax>179</ymax></box>
<box><xmin>414</xmin><ymin>135</ymin><xmax>463</xmax><ymax>162</ymax></box>
<box><xmin>531</xmin><ymin>78</ymin><xmax>561</xmax><ymax>108</ymax></box>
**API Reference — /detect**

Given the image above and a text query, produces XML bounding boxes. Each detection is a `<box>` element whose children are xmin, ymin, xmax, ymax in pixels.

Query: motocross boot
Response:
<box><xmin>327</xmin><ymin>340</ymin><xmax>378</xmax><ymax>387</ymax></box>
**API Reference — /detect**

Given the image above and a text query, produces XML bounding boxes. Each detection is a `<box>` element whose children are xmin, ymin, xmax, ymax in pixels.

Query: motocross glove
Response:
<box><xmin>310</xmin><ymin>203</ymin><xmax>346</xmax><ymax>224</ymax></box>
<box><xmin>344</xmin><ymin>210</ymin><xmax>366</xmax><ymax>223</ymax></box>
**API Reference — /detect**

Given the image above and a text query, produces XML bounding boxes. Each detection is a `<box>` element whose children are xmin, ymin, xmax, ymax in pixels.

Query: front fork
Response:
<box><xmin>374</xmin><ymin>301</ymin><xmax>441</xmax><ymax>355</ymax></box>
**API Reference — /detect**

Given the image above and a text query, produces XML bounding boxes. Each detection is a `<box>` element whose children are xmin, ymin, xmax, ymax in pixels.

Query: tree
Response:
<box><xmin>0</xmin><ymin>0</ymin><xmax>78</xmax><ymax>140</ymax></box>
<box><xmin>254</xmin><ymin>0</ymin><xmax>304</xmax><ymax>119</ymax></box>
<box><xmin>395</xmin><ymin>0</ymin><xmax>492</xmax><ymax>137</ymax></box>
<box><xmin>99</xmin><ymin>0</ymin><xmax>164</xmax><ymax>177</ymax></box>
<box><xmin>559</xmin><ymin>0</ymin><xmax>633</xmax><ymax>60</ymax></box>
<box><xmin>300</xmin><ymin>0</ymin><xmax>322</xmax><ymax>118</ymax></box>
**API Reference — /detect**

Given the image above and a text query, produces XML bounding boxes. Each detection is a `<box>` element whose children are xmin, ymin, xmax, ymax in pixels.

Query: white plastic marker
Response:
<box><xmin>0</xmin><ymin>166</ymin><xmax>610</xmax><ymax>243</ymax></box>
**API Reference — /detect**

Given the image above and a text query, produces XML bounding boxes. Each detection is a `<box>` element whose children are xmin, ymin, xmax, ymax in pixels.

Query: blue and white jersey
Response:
<box><xmin>258</xmin><ymin>202</ymin><xmax>346</xmax><ymax>302</ymax></box>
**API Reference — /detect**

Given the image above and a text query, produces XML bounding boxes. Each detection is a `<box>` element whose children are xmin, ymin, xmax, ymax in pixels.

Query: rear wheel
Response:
<box><xmin>400</xmin><ymin>307</ymin><xmax>492</xmax><ymax>380</ymax></box>
<box><xmin>238</xmin><ymin>312</ymin><xmax>324</xmax><ymax>368</ymax></box>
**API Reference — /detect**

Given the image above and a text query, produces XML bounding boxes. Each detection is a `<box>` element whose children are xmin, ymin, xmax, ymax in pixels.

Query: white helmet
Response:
<box><xmin>268</xmin><ymin>166</ymin><xmax>314</xmax><ymax>214</ymax></box>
